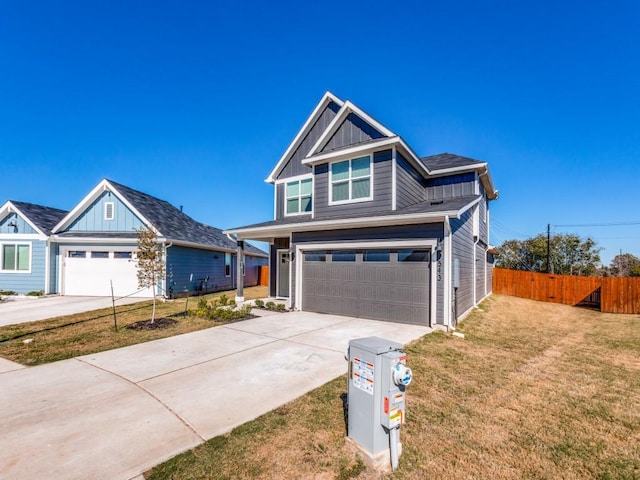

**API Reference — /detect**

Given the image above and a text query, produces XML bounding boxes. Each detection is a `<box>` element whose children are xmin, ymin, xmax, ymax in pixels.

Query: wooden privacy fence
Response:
<box><xmin>493</xmin><ymin>268</ymin><xmax>640</xmax><ymax>314</ymax></box>
<box><xmin>258</xmin><ymin>265</ymin><xmax>269</xmax><ymax>286</ymax></box>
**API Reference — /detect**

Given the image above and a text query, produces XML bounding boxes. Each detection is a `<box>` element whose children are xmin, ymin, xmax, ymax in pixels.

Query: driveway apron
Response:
<box><xmin>0</xmin><ymin>311</ymin><xmax>431</xmax><ymax>480</ymax></box>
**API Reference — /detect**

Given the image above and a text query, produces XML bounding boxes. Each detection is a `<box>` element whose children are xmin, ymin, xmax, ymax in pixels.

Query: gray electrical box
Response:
<box><xmin>347</xmin><ymin>337</ymin><xmax>412</xmax><ymax>468</ymax></box>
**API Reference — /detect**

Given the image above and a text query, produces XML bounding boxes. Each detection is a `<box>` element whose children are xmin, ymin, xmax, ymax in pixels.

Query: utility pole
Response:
<box><xmin>546</xmin><ymin>224</ymin><xmax>551</xmax><ymax>273</ymax></box>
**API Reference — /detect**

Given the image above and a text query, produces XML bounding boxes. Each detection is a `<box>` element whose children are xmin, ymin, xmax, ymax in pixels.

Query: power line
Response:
<box><xmin>554</xmin><ymin>221</ymin><xmax>640</xmax><ymax>228</ymax></box>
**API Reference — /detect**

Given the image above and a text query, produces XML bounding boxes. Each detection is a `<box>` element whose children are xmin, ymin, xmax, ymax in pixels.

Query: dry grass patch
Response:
<box><xmin>0</xmin><ymin>286</ymin><xmax>267</xmax><ymax>365</ymax></box>
<box><xmin>146</xmin><ymin>294</ymin><xmax>640</xmax><ymax>480</ymax></box>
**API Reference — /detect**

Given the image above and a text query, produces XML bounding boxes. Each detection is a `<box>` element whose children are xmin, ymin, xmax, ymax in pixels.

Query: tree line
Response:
<box><xmin>495</xmin><ymin>233</ymin><xmax>640</xmax><ymax>277</ymax></box>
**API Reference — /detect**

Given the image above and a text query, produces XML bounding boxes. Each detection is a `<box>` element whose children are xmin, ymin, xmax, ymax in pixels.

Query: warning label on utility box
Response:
<box><xmin>351</xmin><ymin>357</ymin><xmax>374</xmax><ymax>395</ymax></box>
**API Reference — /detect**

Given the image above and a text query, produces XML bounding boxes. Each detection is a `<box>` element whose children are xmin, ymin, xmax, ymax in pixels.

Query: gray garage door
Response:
<box><xmin>301</xmin><ymin>248</ymin><xmax>431</xmax><ymax>325</ymax></box>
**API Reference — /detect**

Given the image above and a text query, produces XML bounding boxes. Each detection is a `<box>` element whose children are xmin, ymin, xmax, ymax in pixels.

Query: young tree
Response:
<box><xmin>496</xmin><ymin>233</ymin><xmax>601</xmax><ymax>276</ymax></box>
<box><xmin>135</xmin><ymin>225</ymin><xmax>165</xmax><ymax>323</ymax></box>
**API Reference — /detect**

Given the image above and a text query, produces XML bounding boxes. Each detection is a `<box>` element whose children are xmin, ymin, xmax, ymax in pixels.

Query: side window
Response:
<box><xmin>285</xmin><ymin>178</ymin><xmax>312</xmax><ymax>215</ymax></box>
<box><xmin>225</xmin><ymin>253</ymin><xmax>231</xmax><ymax>277</ymax></box>
<box><xmin>330</xmin><ymin>156</ymin><xmax>372</xmax><ymax>203</ymax></box>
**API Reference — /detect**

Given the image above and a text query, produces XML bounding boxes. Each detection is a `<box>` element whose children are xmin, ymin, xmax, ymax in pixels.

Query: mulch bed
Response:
<box><xmin>126</xmin><ymin>318</ymin><xmax>178</xmax><ymax>330</ymax></box>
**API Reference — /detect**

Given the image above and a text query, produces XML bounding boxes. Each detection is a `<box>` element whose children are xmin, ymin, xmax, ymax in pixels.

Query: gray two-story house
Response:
<box><xmin>226</xmin><ymin>92</ymin><xmax>498</xmax><ymax>328</ymax></box>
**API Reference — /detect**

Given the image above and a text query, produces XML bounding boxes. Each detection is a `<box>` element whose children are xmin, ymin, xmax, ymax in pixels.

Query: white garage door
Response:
<box><xmin>63</xmin><ymin>249</ymin><xmax>154</xmax><ymax>297</ymax></box>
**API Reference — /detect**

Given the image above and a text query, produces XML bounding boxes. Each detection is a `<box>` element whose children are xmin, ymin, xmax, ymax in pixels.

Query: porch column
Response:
<box><xmin>236</xmin><ymin>240</ymin><xmax>244</xmax><ymax>303</ymax></box>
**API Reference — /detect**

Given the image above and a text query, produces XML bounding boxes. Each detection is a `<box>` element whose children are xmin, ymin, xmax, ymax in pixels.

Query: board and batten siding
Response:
<box><xmin>321</xmin><ymin>112</ymin><xmax>385</xmax><ymax>152</ymax></box>
<box><xmin>450</xmin><ymin>209</ymin><xmax>475</xmax><ymax>320</ymax></box>
<box><xmin>0</xmin><ymin>239</ymin><xmax>46</xmax><ymax>294</ymax></box>
<box><xmin>426</xmin><ymin>173</ymin><xmax>476</xmax><ymax>201</ymax></box>
<box><xmin>67</xmin><ymin>191</ymin><xmax>144</xmax><ymax>232</ymax></box>
<box><xmin>276</xmin><ymin>102</ymin><xmax>341</xmax><ymax>181</ymax></box>
<box><xmin>291</xmin><ymin>222</ymin><xmax>445</xmax><ymax>324</ymax></box>
<box><xmin>0</xmin><ymin>213</ymin><xmax>37</xmax><ymax>234</ymax></box>
<box><xmin>313</xmin><ymin>149</ymin><xmax>393</xmax><ymax>219</ymax></box>
<box><xmin>396</xmin><ymin>152</ymin><xmax>426</xmax><ymax>209</ymax></box>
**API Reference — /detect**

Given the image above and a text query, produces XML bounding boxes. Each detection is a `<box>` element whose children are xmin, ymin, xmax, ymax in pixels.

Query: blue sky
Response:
<box><xmin>1</xmin><ymin>1</ymin><xmax>638</xmax><ymax>265</ymax></box>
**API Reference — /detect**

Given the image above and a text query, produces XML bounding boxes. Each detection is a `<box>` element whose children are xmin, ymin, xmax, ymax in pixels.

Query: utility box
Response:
<box><xmin>347</xmin><ymin>336</ymin><xmax>412</xmax><ymax>471</ymax></box>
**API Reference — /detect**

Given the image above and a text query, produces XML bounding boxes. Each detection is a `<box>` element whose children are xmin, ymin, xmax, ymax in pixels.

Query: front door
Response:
<box><xmin>277</xmin><ymin>251</ymin><xmax>290</xmax><ymax>298</ymax></box>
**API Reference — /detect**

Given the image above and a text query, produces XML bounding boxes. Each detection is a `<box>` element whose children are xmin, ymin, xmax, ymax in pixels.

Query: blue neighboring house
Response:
<box><xmin>0</xmin><ymin>179</ymin><xmax>267</xmax><ymax>297</ymax></box>
<box><xmin>225</xmin><ymin>92</ymin><xmax>499</xmax><ymax>328</ymax></box>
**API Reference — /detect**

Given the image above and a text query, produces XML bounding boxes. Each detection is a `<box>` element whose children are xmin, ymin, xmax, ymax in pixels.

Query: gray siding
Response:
<box><xmin>291</xmin><ymin>222</ymin><xmax>445</xmax><ymax>324</ymax></box>
<box><xmin>244</xmin><ymin>254</ymin><xmax>267</xmax><ymax>288</ymax></box>
<box><xmin>476</xmin><ymin>242</ymin><xmax>485</xmax><ymax>302</ymax></box>
<box><xmin>68</xmin><ymin>191</ymin><xmax>144</xmax><ymax>232</ymax></box>
<box><xmin>426</xmin><ymin>173</ymin><xmax>476</xmax><ymax>201</ymax></box>
<box><xmin>396</xmin><ymin>152</ymin><xmax>426</xmax><ymax>209</ymax></box>
<box><xmin>276</xmin><ymin>102</ymin><xmax>341</xmax><ymax>180</ymax></box>
<box><xmin>487</xmin><ymin>252</ymin><xmax>495</xmax><ymax>295</ymax></box>
<box><xmin>270</xmin><ymin>238</ymin><xmax>289</xmax><ymax>297</ymax></box>
<box><xmin>450</xmin><ymin>210</ymin><xmax>475</xmax><ymax>321</ymax></box>
<box><xmin>314</xmin><ymin>149</ymin><xmax>393</xmax><ymax>219</ymax></box>
<box><xmin>321</xmin><ymin>112</ymin><xmax>385</xmax><ymax>152</ymax></box>
<box><xmin>478</xmin><ymin>185</ymin><xmax>489</xmax><ymax>245</ymax></box>
<box><xmin>0</xmin><ymin>240</ymin><xmax>47</xmax><ymax>294</ymax></box>
<box><xmin>275</xmin><ymin>183</ymin><xmax>284</xmax><ymax>220</ymax></box>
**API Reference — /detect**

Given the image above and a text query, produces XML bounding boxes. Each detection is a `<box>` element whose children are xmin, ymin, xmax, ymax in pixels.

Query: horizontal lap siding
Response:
<box><xmin>396</xmin><ymin>153</ymin><xmax>426</xmax><ymax>209</ymax></box>
<box><xmin>451</xmin><ymin>210</ymin><xmax>474</xmax><ymax>318</ymax></box>
<box><xmin>167</xmin><ymin>246</ymin><xmax>232</xmax><ymax>295</ymax></box>
<box><xmin>314</xmin><ymin>150</ymin><xmax>392</xmax><ymax>219</ymax></box>
<box><xmin>244</xmin><ymin>255</ymin><xmax>268</xmax><ymax>288</ymax></box>
<box><xmin>277</xmin><ymin>102</ymin><xmax>341</xmax><ymax>180</ymax></box>
<box><xmin>0</xmin><ymin>240</ymin><xmax>46</xmax><ymax>294</ymax></box>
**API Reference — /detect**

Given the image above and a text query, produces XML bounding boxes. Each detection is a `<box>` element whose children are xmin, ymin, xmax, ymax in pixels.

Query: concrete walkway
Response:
<box><xmin>0</xmin><ymin>311</ymin><xmax>431</xmax><ymax>480</ymax></box>
<box><xmin>0</xmin><ymin>295</ymin><xmax>149</xmax><ymax>326</ymax></box>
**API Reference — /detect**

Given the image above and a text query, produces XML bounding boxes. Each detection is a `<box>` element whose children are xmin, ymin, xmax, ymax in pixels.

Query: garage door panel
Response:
<box><xmin>301</xmin><ymin>249</ymin><xmax>431</xmax><ymax>325</ymax></box>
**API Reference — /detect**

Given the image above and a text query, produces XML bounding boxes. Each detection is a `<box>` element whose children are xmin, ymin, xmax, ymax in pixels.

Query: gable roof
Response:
<box><xmin>0</xmin><ymin>200</ymin><xmax>68</xmax><ymax>236</ymax></box>
<box><xmin>266</xmin><ymin>91</ymin><xmax>345</xmax><ymax>183</ymax></box>
<box><xmin>422</xmin><ymin>153</ymin><xmax>499</xmax><ymax>199</ymax></box>
<box><xmin>52</xmin><ymin>179</ymin><xmax>267</xmax><ymax>256</ymax></box>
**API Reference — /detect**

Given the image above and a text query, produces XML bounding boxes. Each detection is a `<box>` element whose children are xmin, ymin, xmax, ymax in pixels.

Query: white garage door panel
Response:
<box><xmin>64</xmin><ymin>251</ymin><xmax>154</xmax><ymax>297</ymax></box>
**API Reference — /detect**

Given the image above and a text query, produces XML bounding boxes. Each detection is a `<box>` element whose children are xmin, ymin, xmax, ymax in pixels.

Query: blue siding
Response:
<box><xmin>426</xmin><ymin>173</ymin><xmax>476</xmax><ymax>200</ymax></box>
<box><xmin>49</xmin><ymin>242</ymin><xmax>59</xmax><ymax>294</ymax></box>
<box><xmin>0</xmin><ymin>240</ymin><xmax>47</xmax><ymax>294</ymax></box>
<box><xmin>396</xmin><ymin>152</ymin><xmax>426</xmax><ymax>209</ymax></box>
<box><xmin>67</xmin><ymin>192</ymin><xmax>144</xmax><ymax>232</ymax></box>
<box><xmin>0</xmin><ymin>213</ymin><xmax>37</xmax><ymax>235</ymax></box>
<box><xmin>321</xmin><ymin>112</ymin><xmax>385</xmax><ymax>152</ymax></box>
<box><xmin>165</xmin><ymin>246</ymin><xmax>267</xmax><ymax>296</ymax></box>
<box><xmin>277</xmin><ymin>102</ymin><xmax>341</xmax><ymax>180</ymax></box>
<box><xmin>314</xmin><ymin>149</ymin><xmax>393</xmax><ymax>219</ymax></box>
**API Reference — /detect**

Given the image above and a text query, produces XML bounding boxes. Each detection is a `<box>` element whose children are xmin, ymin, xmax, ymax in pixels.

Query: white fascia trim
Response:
<box><xmin>395</xmin><ymin>137</ymin><xmax>430</xmax><ymax>176</ymax></box>
<box><xmin>302</xmin><ymin>136</ymin><xmax>400</xmax><ymax>166</ymax></box>
<box><xmin>457</xmin><ymin>196</ymin><xmax>483</xmax><ymax>216</ymax></box>
<box><xmin>429</xmin><ymin>163</ymin><xmax>488</xmax><ymax>176</ymax></box>
<box><xmin>50</xmin><ymin>236</ymin><xmax>152</xmax><ymax>244</ymax></box>
<box><xmin>266</xmin><ymin>91</ymin><xmax>344</xmax><ymax>183</ymax></box>
<box><xmin>306</xmin><ymin>100</ymin><xmax>396</xmax><ymax>158</ymax></box>
<box><xmin>52</xmin><ymin>180</ymin><xmax>159</xmax><ymax>235</ymax></box>
<box><xmin>274</xmin><ymin>172</ymin><xmax>314</xmax><ymax>184</ymax></box>
<box><xmin>0</xmin><ymin>202</ymin><xmax>49</xmax><ymax>238</ymax></box>
<box><xmin>295</xmin><ymin>239</ymin><xmax>437</xmax><ymax>321</ymax></box>
<box><xmin>0</xmin><ymin>233</ymin><xmax>44</xmax><ymax>240</ymax></box>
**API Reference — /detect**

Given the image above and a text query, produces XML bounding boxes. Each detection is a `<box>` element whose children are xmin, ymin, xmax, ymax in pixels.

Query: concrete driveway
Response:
<box><xmin>0</xmin><ymin>310</ymin><xmax>431</xmax><ymax>480</ymax></box>
<box><xmin>0</xmin><ymin>295</ymin><xmax>149</xmax><ymax>326</ymax></box>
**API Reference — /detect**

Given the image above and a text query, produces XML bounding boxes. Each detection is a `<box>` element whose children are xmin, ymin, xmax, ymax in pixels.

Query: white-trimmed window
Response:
<box><xmin>104</xmin><ymin>202</ymin><xmax>115</xmax><ymax>221</ymax></box>
<box><xmin>330</xmin><ymin>156</ymin><xmax>372</xmax><ymax>203</ymax></box>
<box><xmin>224</xmin><ymin>253</ymin><xmax>231</xmax><ymax>277</ymax></box>
<box><xmin>285</xmin><ymin>178</ymin><xmax>312</xmax><ymax>215</ymax></box>
<box><xmin>1</xmin><ymin>243</ymin><xmax>31</xmax><ymax>272</ymax></box>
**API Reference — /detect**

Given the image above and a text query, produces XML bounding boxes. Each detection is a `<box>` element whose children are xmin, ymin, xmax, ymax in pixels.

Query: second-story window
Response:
<box><xmin>286</xmin><ymin>178</ymin><xmax>312</xmax><ymax>215</ymax></box>
<box><xmin>330</xmin><ymin>156</ymin><xmax>372</xmax><ymax>203</ymax></box>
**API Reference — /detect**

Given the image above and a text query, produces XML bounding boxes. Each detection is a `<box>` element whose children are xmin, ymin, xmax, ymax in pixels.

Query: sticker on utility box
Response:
<box><xmin>351</xmin><ymin>357</ymin><xmax>375</xmax><ymax>395</ymax></box>
<box><xmin>389</xmin><ymin>407</ymin><xmax>402</xmax><ymax>428</ymax></box>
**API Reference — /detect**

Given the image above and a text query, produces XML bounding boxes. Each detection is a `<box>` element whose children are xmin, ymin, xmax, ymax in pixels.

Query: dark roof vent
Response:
<box><xmin>430</xmin><ymin>200</ymin><xmax>444</xmax><ymax>205</ymax></box>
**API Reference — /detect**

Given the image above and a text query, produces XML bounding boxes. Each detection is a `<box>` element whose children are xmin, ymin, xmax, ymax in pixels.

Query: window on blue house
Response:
<box><xmin>225</xmin><ymin>253</ymin><xmax>231</xmax><ymax>277</ymax></box>
<box><xmin>1</xmin><ymin>243</ymin><xmax>30</xmax><ymax>272</ymax></box>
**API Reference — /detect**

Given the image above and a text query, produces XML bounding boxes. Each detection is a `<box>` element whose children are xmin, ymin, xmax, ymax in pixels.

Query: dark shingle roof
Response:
<box><xmin>106</xmin><ymin>180</ymin><xmax>267</xmax><ymax>257</ymax></box>
<box><xmin>227</xmin><ymin>195</ymin><xmax>480</xmax><ymax>231</ymax></box>
<box><xmin>421</xmin><ymin>153</ymin><xmax>485</xmax><ymax>171</ymax></box>
<box><xmin>10</xmin><ymin>201</ymin><xmax>68</xmax><ymax>235</ymax></box>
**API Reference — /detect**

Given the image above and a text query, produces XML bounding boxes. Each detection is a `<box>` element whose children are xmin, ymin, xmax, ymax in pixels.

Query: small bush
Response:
<box><xmin>218</xmin><ymin>294</ymin><xmax>230</xmax><ymax>306</ymax></box>
<box><xmin>26</xmin><ymin>290</ymin><xmax>44</xmax><ymax>297</ymax></box>
<box><xmin>275</xmin><ymin>303</ymin><xmax>286</xmax><ymax>311</ymax></box>
<box><xmin>0</xmin><ymin>290</ymin><xmax>16</xmax><ymax>296</ymax></box>
<box><xmin>254</xmin><ymin>299</ymin><xmax>264</xmax><ymax>308</ymax></box>
<box><xmin>265</xmin><ymin>301</ymin><xmax>276</xmax><ymax>310</ymax></box>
